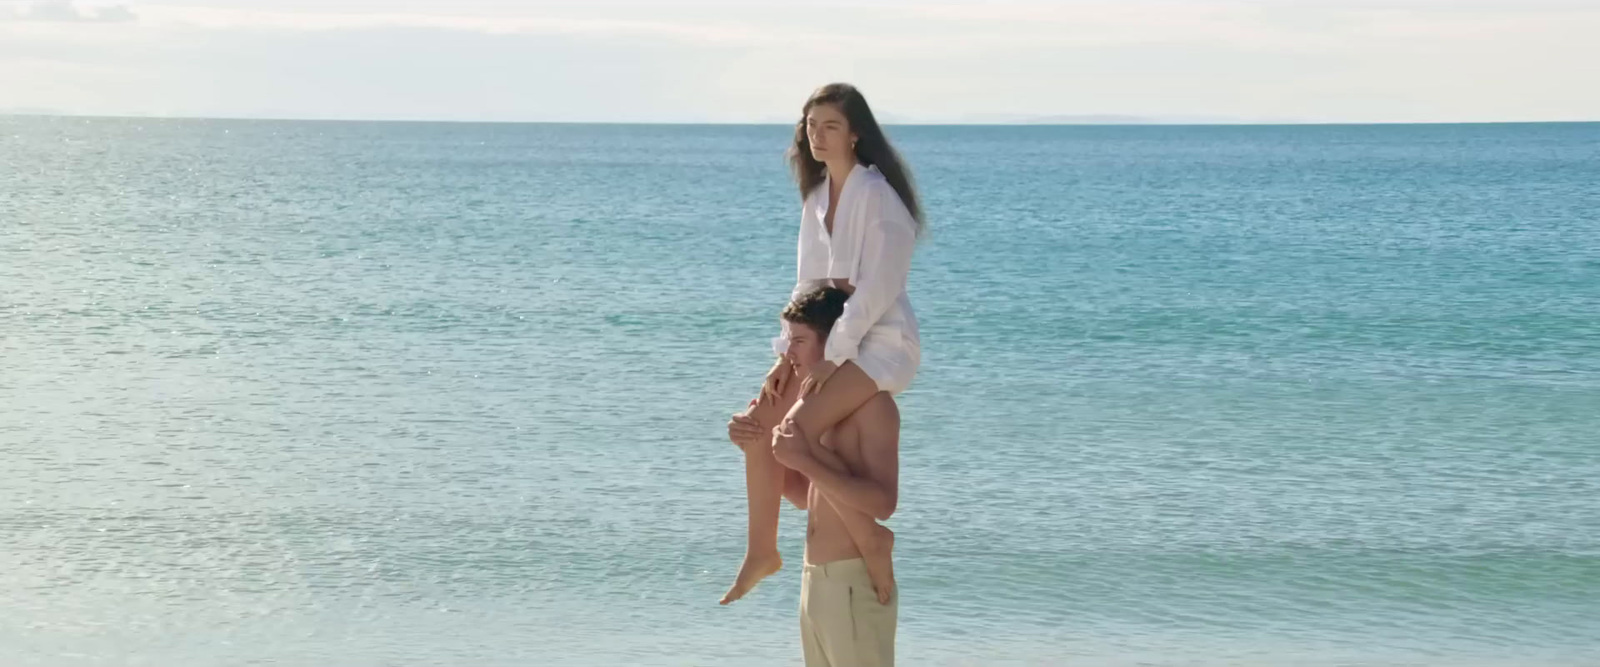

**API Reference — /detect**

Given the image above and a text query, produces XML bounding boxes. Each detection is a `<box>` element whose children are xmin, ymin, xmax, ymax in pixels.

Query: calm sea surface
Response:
<box><xmin>3</xmin><ymin>117</ymin><xmax>1598</xmax><ymax>665</ymax></box>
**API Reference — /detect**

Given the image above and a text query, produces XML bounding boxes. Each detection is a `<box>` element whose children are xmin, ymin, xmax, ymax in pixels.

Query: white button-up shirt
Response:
<box><xmin>793</xmin><ymin>163</ymin><xmax>921</xmax><ymax>365</ymax></box>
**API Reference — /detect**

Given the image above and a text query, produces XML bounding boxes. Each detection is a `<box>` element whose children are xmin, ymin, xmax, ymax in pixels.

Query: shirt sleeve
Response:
<box><xmin>823</xmin><ymin>209</ymin><xmax>916</xmax><ymax>365</ymax></box>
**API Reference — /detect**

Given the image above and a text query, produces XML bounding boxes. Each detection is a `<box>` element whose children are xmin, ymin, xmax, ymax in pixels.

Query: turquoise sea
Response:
<box><xmin>3</xmin><ymin>117</ymin><xmax>1598</xmax><ymax>665</ymax></box>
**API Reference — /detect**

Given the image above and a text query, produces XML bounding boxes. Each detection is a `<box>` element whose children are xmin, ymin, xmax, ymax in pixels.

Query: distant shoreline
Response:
<box><xmin>3</xmin><ymin>111</ymin><xmax>1597</xmax><ymax>127</ymax></box>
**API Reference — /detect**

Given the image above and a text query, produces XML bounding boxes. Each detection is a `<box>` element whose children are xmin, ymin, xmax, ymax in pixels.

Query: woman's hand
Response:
<box><xmin>799</xmin><ymin>360</ymin><xmax>839</xmax><ymax>397</ymax></box>
<box><xmin>760</xmin><ymin>357</ymin><xmax>793</xmax><ymax>405</ymax></box>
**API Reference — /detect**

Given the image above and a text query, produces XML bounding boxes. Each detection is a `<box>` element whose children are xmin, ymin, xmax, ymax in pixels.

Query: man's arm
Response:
<box><xmin>781</xmin><ymin>468</ymin><xmax>811</xmax><ymax>510</ymax></box>
<box><xmin>776</xmin><ymin>397</ymin><xmax>899</xmax><ymax>521</ymax></box>
<box><xmin>740</xmin><ymin>392</ymin><xmax>812</xmax><ymax>509</ymax></box>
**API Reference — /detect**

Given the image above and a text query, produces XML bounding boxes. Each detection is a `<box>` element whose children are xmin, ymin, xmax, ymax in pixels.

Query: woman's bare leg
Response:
<box><xmin>720</xmin><ymin>378</ymin><xmax>802</xmax><ymax>604</ymax></box>
<box><xmin>781</xmin><ymin>360</ymin><xmax>896</xmax><ymax>600</ymax></box>
<box><xmin>785</xmin><ymin>361</ymin><xmax>883</xmax><ymax>437</ymax></box>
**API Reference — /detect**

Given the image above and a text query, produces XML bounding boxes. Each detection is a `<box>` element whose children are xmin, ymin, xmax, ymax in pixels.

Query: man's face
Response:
<box><xmin>780</xmin><ymin>319</ymin><xmax>826</xmax><ymax>373</ymax></box>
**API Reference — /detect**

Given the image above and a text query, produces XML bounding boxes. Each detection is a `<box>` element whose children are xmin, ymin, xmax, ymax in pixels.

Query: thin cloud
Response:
<box><xmin>131</xmin><ymin>5</ymin><xmax>779</xmax><ymax>45</ymax></box>
<box><xmin>3</xmin><ymin>0</ymin><xmax>1596</xmax><ymax>122</ymax></box>
<box><xmin>6</xmin><ymin>1</ymin><xmax>137</xmax><ymax>23</ymax></box>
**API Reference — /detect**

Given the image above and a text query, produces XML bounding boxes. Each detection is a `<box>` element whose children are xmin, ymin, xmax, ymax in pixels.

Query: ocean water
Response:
<box><xmin>3</xmin><ymin>117</ymin><xmax>1598</xmax><ymax>666</ymax></box>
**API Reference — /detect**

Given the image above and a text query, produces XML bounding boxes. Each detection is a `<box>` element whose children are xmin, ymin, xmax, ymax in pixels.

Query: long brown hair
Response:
<box><xmin>786</xmin><ymin>83</ymin><xmax>924</xmax><ymax>234</ymax></box>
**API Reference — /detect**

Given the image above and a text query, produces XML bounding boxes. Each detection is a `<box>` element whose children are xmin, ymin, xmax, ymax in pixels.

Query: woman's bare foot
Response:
<box><xmin>720</xmin><ymin>550</ymin><xmax>783</xmax><ymax>605</ymax></box>
<box><xmin>861</xmin><ymin>524</ymin><xmax>896</xmax><ymax>604</ymax></box>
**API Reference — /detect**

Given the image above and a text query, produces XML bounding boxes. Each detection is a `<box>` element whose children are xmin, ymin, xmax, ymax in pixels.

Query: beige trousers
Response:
<box><xmin>799</xmin><ymin>558</ymin><xmax>897</xmax><ymax>667</ymax></box>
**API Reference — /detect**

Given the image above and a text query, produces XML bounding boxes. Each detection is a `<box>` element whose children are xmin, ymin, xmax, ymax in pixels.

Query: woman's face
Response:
<box><xmin>805</xmin><ymin>102</ymin><xmax>855</xmax><ymax>164</ymax></box>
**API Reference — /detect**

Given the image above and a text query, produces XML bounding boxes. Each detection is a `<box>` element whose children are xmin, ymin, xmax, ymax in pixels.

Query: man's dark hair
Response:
<box><xmin>781</xmin><ymin>286</ymin><xmax>850</xmax><ymax>338</ymax></box>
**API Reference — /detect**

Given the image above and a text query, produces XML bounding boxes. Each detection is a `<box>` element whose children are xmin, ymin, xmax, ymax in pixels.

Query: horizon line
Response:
<box><xmin>3</xmin><ymin>111</ymin><xmax>1598</xmax><ymax>127</ymax></box>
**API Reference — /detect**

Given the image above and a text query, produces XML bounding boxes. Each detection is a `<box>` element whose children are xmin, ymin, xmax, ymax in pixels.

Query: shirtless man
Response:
<box><xmin>728</xmin><ymin>286</ymin><xmax>900</xmax><ymax>666</ymax></box>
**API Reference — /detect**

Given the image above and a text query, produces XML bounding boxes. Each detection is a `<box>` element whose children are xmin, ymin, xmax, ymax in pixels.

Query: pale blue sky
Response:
<box><xmin>3</xmin><ymin>0</ymin><xmax>1598</xmax><ymax>123</ymax></box>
